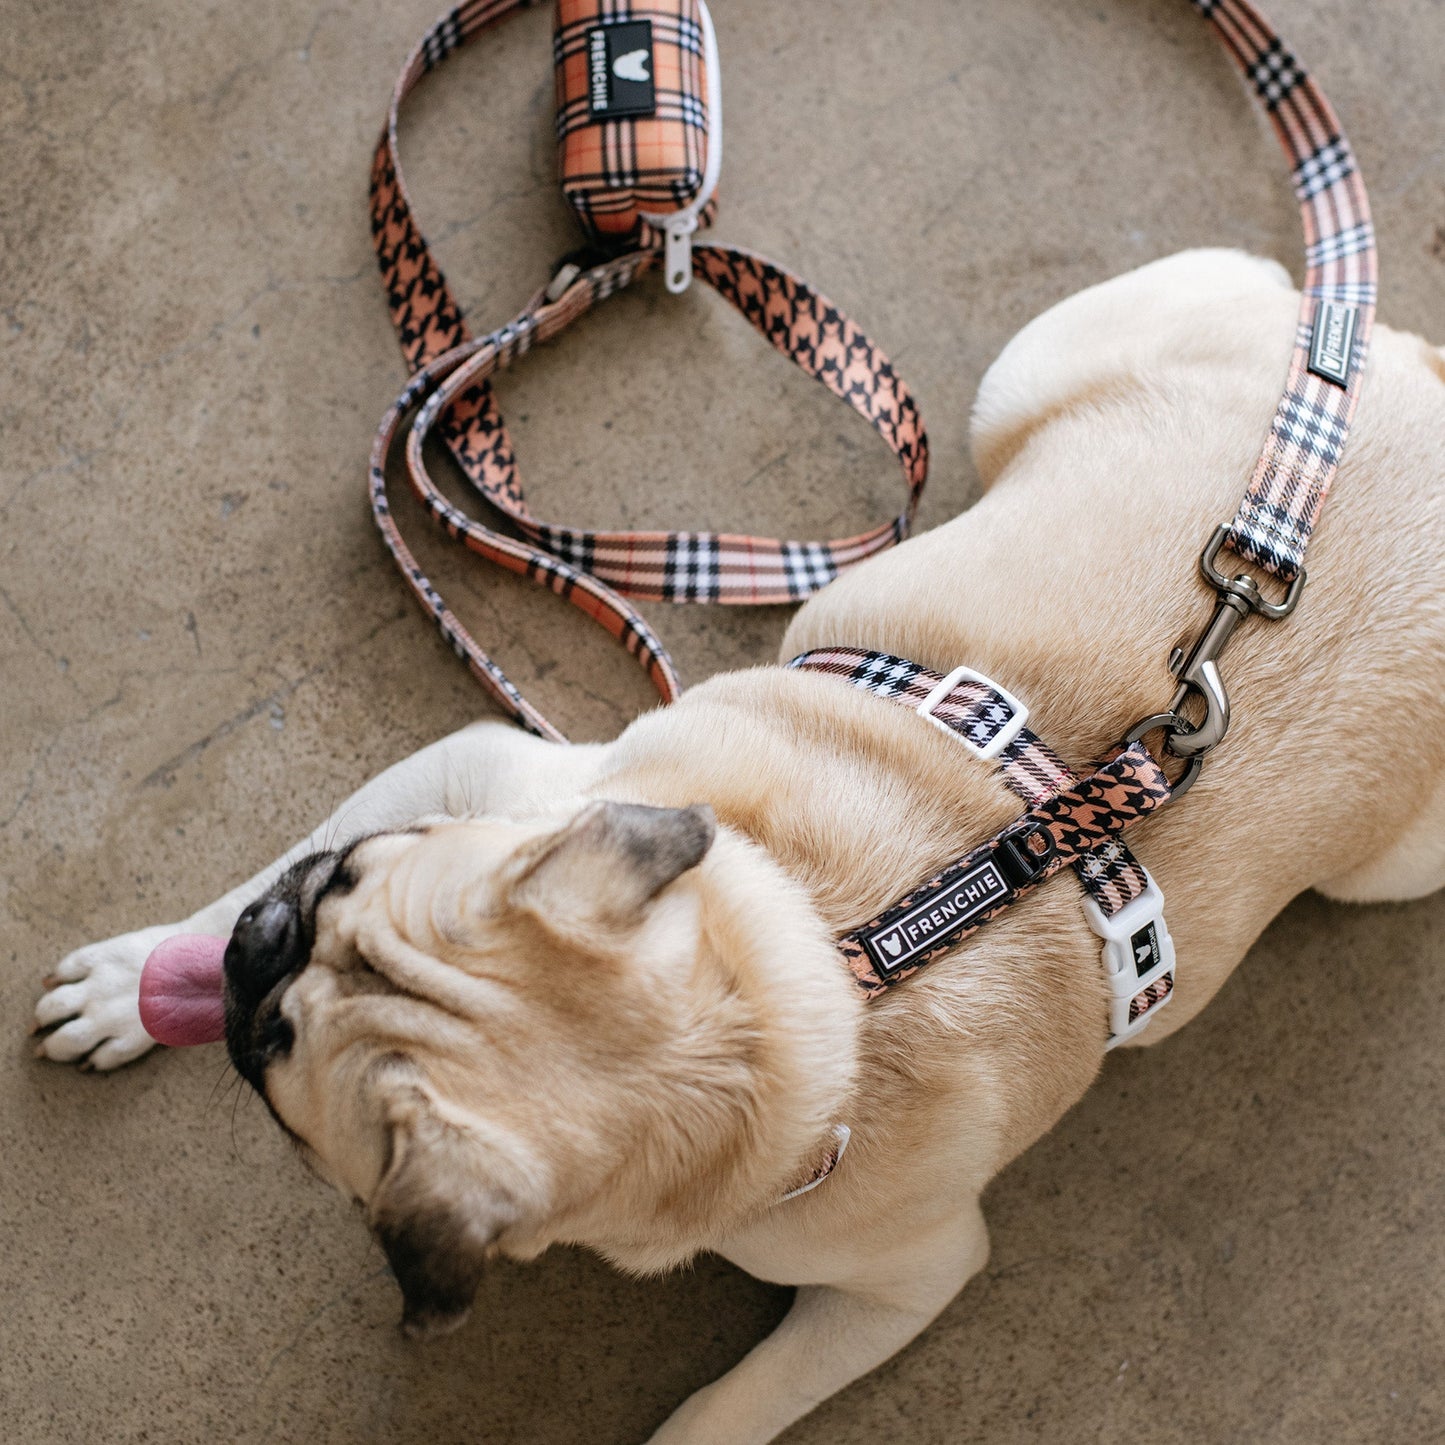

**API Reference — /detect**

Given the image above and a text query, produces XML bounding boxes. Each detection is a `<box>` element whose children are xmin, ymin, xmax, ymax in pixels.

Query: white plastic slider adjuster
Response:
<box><xmin>915</xmin><ymin>665</ymin><xmax>1031</xmax><ymax>762</ymax></box>
<box><xmin>544</xmin><ymin>261</ymin><xmax>582</xmax><ymax>304</ymax></box>
<box><xmin>1083</xmin><ymin>875</ymin><xmax>1176</xmax><ymax>1049</ymax></box>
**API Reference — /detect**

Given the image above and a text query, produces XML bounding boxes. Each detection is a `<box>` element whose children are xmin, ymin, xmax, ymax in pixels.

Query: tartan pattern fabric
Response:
<box><xmin>555</xmin><ymin>0</ymin><xmax>712</xmax><ymax>242</ymax></box>
<box><xmin>1193</xmin><ymin>0</ymin><xmax>1377</xmax><ymax>581</ymax></box>
<box><xmin>368</xmin><ymin>0</ymin><xmax>928</xmax><ymax>735</ymax></box>
<box><xmin>411</xmin><ymin>243</ymin><xmax>927</xmax><ymax>604</ymax></box>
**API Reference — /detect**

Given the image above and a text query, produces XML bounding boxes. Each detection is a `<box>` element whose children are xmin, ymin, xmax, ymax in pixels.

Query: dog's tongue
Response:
<box><xmin>139</xmin><ymin>934</ymin><xmax>228</xmax><ymax>1046</ymax></box>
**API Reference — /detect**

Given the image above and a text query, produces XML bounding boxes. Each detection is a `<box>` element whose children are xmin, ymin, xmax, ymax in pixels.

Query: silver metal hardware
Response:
<box><xmin>1122</xmin><ymin>525</ymin><xmax>1307</xmax><ymax>782</ymax></box>
<box><xmin>1121</xmin><ymin>712</ymin><xmax>1204</xmax><ymax>799</ymax></box>
<box><xmin>1197</xmin><ymin>525</ymin><xmax>1307</xmax><ymax>622</ymax></box>
<box><xmin>1162</xmin><ymin>525</ymin><xmax>1306</xmax><ymax>759</ymax></box>
<box><xmin>1163</xmin><ymin>587</ymin><xmax>1247</xmax><ymax>757</ymax></box>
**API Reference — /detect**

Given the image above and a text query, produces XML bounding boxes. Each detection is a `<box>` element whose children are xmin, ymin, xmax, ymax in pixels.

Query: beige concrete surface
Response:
<box><xmin>4</xmin><ymin>0</ymin><xmax>1445</xmax><ymax>1441</ymax></box>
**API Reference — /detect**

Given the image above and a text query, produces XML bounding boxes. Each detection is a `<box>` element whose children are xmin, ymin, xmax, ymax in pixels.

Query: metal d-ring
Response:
<box><xmin>1122</xmin><ymin>712</ymin><xmax>1205</xmax><ymax>800</ymax></box>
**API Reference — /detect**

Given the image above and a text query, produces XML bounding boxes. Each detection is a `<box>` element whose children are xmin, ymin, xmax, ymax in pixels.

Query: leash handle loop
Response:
<box><xmin>369</xmin><ymin>0</ymin><xmax>928</xmax><ymax>738</ymax></box>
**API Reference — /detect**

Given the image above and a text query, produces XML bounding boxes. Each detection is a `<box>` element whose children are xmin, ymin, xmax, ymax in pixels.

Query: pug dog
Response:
<box><xmin>34</xmin><ymin>250</ymin><xmax>1445</xmax><ymax>1444</ymax></box>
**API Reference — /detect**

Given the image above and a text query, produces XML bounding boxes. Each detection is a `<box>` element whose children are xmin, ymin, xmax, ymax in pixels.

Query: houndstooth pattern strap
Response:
<box><xmin>406</xmin><ymin>243</ymin><xmax>927</xmax><ymax>604</ymax></box>
<box><xmin>788</xmin><ymin>648</ymin><xmax>1153</xmax><ymax>921</ymax></box>
<box><xmin>1192</xmin><ymin>0</ymin><xmax>1377</xmax><ymax>581</ymax></box>
<box><xmin>367</xmin><ymin>257</ymin><xmax>684</xmax><ymax>739</ymax></box>
<box><xmin>834</xmin><ymin>744</ymin><xmax>1173</xmax><ymax>999</ymax></box>
<box><xmin>369</xmin><ymin>0</ymin><xmax>929</xmax><ymax>735</ymax></box>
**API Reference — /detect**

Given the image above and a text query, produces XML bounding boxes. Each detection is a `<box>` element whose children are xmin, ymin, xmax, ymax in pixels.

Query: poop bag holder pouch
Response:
<box><xmin>368</xmin><ymin>0</ymin><xmax>928</xmax><ymax>740</ymax></box>
<box><xmin>555</xmin><ymin>0</ymin><xmax>720</xmax><ymax>291</ymax></box>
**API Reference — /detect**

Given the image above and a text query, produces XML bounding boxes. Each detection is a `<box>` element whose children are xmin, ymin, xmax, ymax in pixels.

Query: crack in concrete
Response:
<box><xmin>0</xmin><ymin>579</ymin><xmax>74</xmax><ymax>677</ymax></box>
<box><xmin>140</xmin><ymin>609</ymin><xmax>405</xmax><ymax>789</ymax></box>
<box><xmin>253</xmin><ymin>1261</ymin><xmax>391</xmax><ymax>1445</ymax></box>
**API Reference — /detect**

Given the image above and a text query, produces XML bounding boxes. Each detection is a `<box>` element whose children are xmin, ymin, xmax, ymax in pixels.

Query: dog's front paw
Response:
<box><xmin>32</xmin><ymin>924</ymin><xmax>176</xmax><ymax>1069</ymax></box>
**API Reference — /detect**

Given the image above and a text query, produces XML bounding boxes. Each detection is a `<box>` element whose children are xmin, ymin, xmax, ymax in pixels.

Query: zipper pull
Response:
<box><xmin>663</xmin><ymin>213</ymin><xmax>698</xmax><ymax>294</ymax></box>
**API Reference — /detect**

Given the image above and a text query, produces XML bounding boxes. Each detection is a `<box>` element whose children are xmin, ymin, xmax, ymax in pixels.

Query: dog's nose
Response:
<box><xmin>226</xmin><ymin>897</ymin><xmax>302</xmax><ymax>996</ymax></box>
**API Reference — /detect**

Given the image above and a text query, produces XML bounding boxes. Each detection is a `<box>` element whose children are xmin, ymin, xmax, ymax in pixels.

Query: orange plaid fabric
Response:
<box><xmin>369</xmin><ymin>0</ymin><xmax>927</xmax><ymax>738</ymax></box>
<box><xmin>555</xmin><ymin>0</ymin><xmax>712</xmax><ymax>242</ymax></box>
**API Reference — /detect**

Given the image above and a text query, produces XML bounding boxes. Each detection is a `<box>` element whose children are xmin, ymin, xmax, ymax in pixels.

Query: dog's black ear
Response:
<box><xmin>510</xmin><ymin>801</ymin><xmax>716</xmax><ymax>935</ymax></box>
<box><xmin>368</xmin><ymin>1082</ymin><xmax>516</xmax><ymax>1340</ymax></box>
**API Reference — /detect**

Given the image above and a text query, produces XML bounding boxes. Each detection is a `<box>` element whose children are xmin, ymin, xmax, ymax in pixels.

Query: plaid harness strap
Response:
<box><xmin>790</xmin><ymin>649</ymin><xmax>1177</xmax><ymax>1046</ymax></box>
<box><xmin>777</xmin><ymin>4</ymin><xmax>1379</xmax><ymax>1055</ymax></box>
<box><xmin>369</xmin><ymin>0</ymin><xmax>927</xmax><ymax>740</ymax></box>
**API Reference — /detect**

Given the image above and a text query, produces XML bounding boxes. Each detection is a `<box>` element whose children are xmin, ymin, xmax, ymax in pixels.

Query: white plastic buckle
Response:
<box><xmin>915</xmin><ymin>666</ymin><xmax>1030</xmax><ymax>762</ymax></box>
<box><xmin>1082</xmin><ymin>875</ymin><xmax>1176</xmax><ymax>1048</ymax></box>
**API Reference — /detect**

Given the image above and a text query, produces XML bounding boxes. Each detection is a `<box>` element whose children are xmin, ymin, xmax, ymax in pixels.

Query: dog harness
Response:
<box><xmin>783</xmin><ymin>0</ymin><xmax>1377</xmax><ymax>1066</ymax></box>
<box><xmin>366</xmin><ymin>0</ymin><xmax>1378</xmax><ymax>1074</ymax></box>
<box><xmin>788</xmin><ymin>651</ymin><xmax>1177</xmax><ymax>1047</ymax></box>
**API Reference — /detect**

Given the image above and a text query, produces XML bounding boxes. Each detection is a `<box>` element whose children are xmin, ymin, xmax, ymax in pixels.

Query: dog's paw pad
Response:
<box><xmin>33</xmin><ymin>925</ymin><xmax>176</xmax><ymax>1069</ymax></box>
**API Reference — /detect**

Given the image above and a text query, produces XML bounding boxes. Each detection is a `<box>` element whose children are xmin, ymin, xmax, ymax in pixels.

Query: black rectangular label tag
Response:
<box><xmin>1129</xmin><ymin>921</ymin><xmax>1161</xmax><ymax>979</ymax></box>
<box><xmin>1307</xmin><ymin>301</ymin><xmax>1357</xmax><ymax>387</ymax></box>
<box><xmin>859</xmin><ymin>861</ymin><xmax>1009</xmax><ymax>977</ymax></box>
<box><xmin>587</xmin><ymin>20</ymin><xmax>656</xmax><ymax>120</ymax></box>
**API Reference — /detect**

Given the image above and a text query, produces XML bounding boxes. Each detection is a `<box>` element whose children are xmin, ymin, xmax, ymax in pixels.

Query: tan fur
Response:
<box><xmin>42</xmin><ymin>250</ymin><xmax>1445</xmax><ymax>1442</ymax></box>
<box><xmin>271</xmin><ymin>251</ymin><xmax>1445</xmax><ymax>1438</ymax></box>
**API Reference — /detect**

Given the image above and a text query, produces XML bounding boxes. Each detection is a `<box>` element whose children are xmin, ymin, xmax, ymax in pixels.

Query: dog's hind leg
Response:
<box><xmin>649</xmin><ymin>1203</ymin><xmax>990</xmax><ymax>1445</ymax></box>
<box><xmin>1317</xmin><ymin>767</ymin><xmax>1445</xmax><ymax>905</ymax></box>
<box><xmin>33</xmin><ymin>723</ymin><xmax>603</xmax><ymax>1070</ymax></box>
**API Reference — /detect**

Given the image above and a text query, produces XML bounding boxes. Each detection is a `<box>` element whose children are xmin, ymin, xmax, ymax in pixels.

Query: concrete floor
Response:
<box><xmin>4</xmin><ymin>0</ymin><xmax>1445</xmax><ymax>1440</ymax></box>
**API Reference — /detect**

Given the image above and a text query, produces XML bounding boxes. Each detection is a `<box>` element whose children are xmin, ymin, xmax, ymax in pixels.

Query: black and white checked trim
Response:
<box><xmin>421</xmin><ymin>8</ymin><xmax>464</xmax><ymax>70</ymax></box>
<box><xmin>535</xmin><ymin>525</ymin><xmax>596</xmax><ymax>574</ymax></box>
<box><xmin>1305</xmin><ymin>279</ymin><xmax>1377</xmax><ymax>306</ymax></box>
<box><xmin>1272</xmin><ymin>386</ymin><xmax>1351</xmax><ymax>464</ymax></box>
<box><xmin>1305</xmin><ymin>220</ymin><xmax>1376</xmax><ymax>268</ymax></box>
<box><xmin>1292</xmin><ymin>135</ymin><xmax>1354</xmax><ymax>201</ymax></box>
<box><xmin>1248</xmin><ymin>38</ymin><xmax>1305</xmax><ymax>110</ymax></box>
<box><xmin>949</xmin><ymin>696</ymin><xmax>1017</xmax><ymax>752</ymax></box>
<box><xmin>663</xmin><ymin>532</ymin><xmax>721</xmax><ymax>602</ymax></box>
<box><xmin>781</xmin><ymin>541</ymin><xmax>838</xmax><ymax>597</ymax></box>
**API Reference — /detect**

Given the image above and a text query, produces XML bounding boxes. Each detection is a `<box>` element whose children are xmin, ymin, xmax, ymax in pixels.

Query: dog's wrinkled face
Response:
<box><xmin>222</xmin><ymin>801</ymin><xmax>716</xmax><ymax>1338</ymax></box>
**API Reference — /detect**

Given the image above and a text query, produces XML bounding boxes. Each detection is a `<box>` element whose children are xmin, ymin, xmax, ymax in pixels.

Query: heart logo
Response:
<box><xmin>879</xmin><ymin>932</ymin><xmax>903</xmax><ymax>959</ymax></box>
<box><xmin>612</xmin><ymin>48</ymin><xmax>651</xmax><ymax>83</ymax></box>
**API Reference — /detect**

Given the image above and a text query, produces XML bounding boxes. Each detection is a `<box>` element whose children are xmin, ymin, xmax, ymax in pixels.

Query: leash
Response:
<box><xmin>787</xmin><ymin>0</ymin><xmax>1377</xmax><ymax>1050</ymax></box>
<box><xmin>1122</xmin><ymin>0</ymin><xmax>1376</xmax><ymax>782</ymax></box>
<box><xmin>363</xmin><ymin>0</ymin><xmax>1377</xmax><ymax>1052</ymax></box>
<box><xmin>367</xmin><ymin>0</ymin><xmax>928</xmax><ymax>741</ymax></box>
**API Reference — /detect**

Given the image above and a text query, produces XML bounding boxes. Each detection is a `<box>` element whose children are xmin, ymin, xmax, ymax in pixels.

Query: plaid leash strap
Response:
<box><xmin>1194</xmin><ymin>0</ymin><xmax>1377</xmax><ymax>581</ymax></box>
<box><xmin>791</xmin><ymin>649</ymin><xmax>1176</xmax><ymax>1042</ymax></box>
<box><xmin>369</xmin><ymin>0</ymin><xmax>928</xmax><ymax>737</ymax></box>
